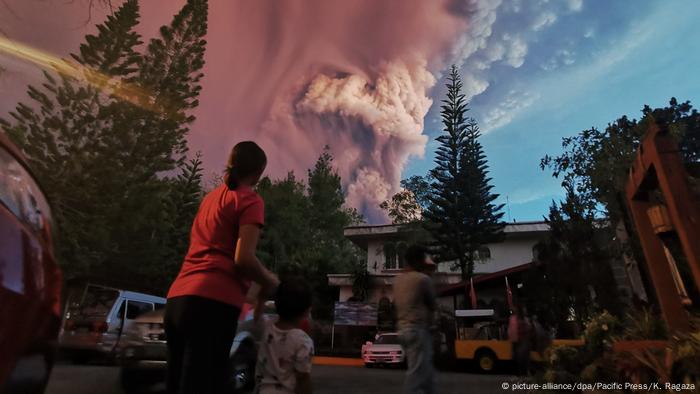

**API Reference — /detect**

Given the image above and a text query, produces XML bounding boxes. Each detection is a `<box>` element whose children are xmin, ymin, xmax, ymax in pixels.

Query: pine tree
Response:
<box><xmin>134</xmin><ymin>0</ymin><xmax>208</xmax><ymax>167</ymax></box>
<box><xmin>424</xmin><ymin>65</ymin><xmax>504</xmax><ymax>280</ymax></box>
<box><xmin>1</xmin><ymin>0</ymin><xmax>143</xmax><ymax>277</ymax></box>
<box><xmin>304</xmin><ymin>147</ymin><xmax>362</xmax><ymax>317</ymax></box>
<box><xmin>458</xmin><ymin>118</ymin><xmax>505</xmax><ymax>277</ymax></box>
<box><xmin>102</xmin><ymin>0</ymin><xmax>209</xmax><ymax>288</ymax></box>
<box><xmin>157</xmin><ymin>153</ymin><xmax>204</xmax><ymax>290</ymax></box>
<box><xmin>307</xmin><ymin>146</ymin><xmax>362</xmax><ymax>238</ymax></box>
<box><xmin>0</xmin><ymin>0</ymin><xmax>209</xmax><ymax>291</ymax></box>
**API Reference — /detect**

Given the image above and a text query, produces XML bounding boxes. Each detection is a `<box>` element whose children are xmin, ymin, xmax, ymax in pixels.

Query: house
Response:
<box><xmin>327</xmin><ymin>221</ymin><xmax>551</xmax><ymax>309</ymax></box>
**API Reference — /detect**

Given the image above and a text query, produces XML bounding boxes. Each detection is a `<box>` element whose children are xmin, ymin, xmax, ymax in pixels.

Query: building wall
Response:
<box><xmin>338</xmin><ymin>286</ymin><xmax>353</xmax><ymax>302</ymax></box>
<box><xmin>473</xmin><ymin>235</ymin><xmax>541</xmax><ymax>274</ymax></box>
<box><xmin>363</xmin><ymin>234</ymin><xmax>542</xmax><ymax>275</ymax></box>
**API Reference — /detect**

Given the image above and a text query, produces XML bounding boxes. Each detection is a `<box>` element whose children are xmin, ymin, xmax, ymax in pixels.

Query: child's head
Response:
<box><xmin>274</xmin><ymin>277</ymin><xmax>312</xmax><ymax>323</ymax></box>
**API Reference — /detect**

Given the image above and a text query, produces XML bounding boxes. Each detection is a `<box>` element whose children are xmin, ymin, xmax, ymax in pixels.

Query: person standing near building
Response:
<box><xmin>394</xmin><ymin>245</ymin><xmax>437</xmax><ymax>394</ymax></box>
<box><xmin>508</xmin><ymin>304</ymin><xmax>532</xmax><ymax>376</ymax></box>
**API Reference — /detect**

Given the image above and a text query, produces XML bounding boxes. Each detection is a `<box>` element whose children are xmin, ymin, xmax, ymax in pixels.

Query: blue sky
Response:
<box><xmin>406</xmin><ymin>0</ymin><xmax>700</xmax><ymax>222</ymax></box>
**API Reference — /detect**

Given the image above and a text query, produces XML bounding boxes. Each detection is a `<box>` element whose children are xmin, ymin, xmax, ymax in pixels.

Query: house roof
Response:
<box><xmin>344</xmin><ymin>221</ymin><xmax>549</xmax><ymax>248</ymax></box>
<box><xmin>436</xmin><ymin>262</ymin><xmax>535</xmax><ymax>297</ymax></box>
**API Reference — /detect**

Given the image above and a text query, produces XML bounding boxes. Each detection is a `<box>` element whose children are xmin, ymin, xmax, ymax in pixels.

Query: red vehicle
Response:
<box><xmin>0</xmin><ymin>133</ymin><xmax>62</xmax><ymax>393</ymax></box>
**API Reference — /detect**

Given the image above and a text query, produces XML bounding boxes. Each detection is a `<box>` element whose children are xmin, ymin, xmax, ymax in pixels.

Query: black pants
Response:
<box><xmin>165</xmin><ymin>296</ymin><xmax>241</xmax><ymax>394</ymax></box>
<box><xmin>512</xmin><ymin>341</ymin><xmax>531</xmax><ymax>376</ymax></box>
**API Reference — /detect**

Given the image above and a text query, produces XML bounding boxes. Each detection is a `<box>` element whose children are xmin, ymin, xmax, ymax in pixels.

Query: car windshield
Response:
<box><xmin>375</xmin><ymin>335</ymin><xmax>399</xmax><ymax>344</ymax></box>
<box><xmin>68</xmin><ymin>286</ymin><xmax>119</xmax><ymax>318</ymax></box>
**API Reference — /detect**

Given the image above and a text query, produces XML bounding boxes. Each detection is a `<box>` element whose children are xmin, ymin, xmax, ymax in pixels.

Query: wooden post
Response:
<box><xmin>651</xmin><ymin>134</ymin><xmax>700</xmax><ymax>288</ymax></box>
<box><xmin>627</xmin><ymin>198</ymin><xmax>690</xmax><ymax>332</ymax></box>
<box><xmin>624</xmin><ymin>124</ymin><xmax>698</xmax><ymax>333</ymax></box>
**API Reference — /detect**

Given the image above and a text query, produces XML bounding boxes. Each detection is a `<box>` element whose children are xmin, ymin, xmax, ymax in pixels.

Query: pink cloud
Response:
<box><xmin>1</xmin><ymin>0</ymin><xmax>470</xmax><ymax>222</ymax></box>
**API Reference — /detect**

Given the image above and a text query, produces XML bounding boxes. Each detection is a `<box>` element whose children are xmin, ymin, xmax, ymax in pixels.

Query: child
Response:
<box><xmin>254</xmin><ymin>278</ymin><xmax>314</xmax><ymax>394</ymax></box>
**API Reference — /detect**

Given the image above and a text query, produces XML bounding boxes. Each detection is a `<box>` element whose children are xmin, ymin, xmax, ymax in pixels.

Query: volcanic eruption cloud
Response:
<box><xmin>0</xmin><ymin>0</ymin><xmax>472</xmax><ymax>223</ymax></box>
<box><xmin>197</xmin><ymin>0</ymin><xmax>470</xmax><ymax>222</ymax></box>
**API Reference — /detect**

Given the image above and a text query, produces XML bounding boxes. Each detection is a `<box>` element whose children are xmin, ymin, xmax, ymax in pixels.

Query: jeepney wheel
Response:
<box><xmin>475</xmin><ymin>349</ymin><xmax>497</xmax><ymax>373</ymax></box>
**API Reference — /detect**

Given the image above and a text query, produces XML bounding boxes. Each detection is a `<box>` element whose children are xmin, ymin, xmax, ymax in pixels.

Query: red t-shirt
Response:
<box><xmin>167</xmin><ymin>184</ymin><xmax>264</xmax><ymax>307</ymax></box>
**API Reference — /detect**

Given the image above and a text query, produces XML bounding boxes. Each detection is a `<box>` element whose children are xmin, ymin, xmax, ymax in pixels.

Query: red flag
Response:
<box><xmin>505</xmin><ymin>276</ymin><xmax>514</xmax><ymax>311</ymax></box>
<box><xmin>470</xmin><ymin>277</ymin><xmax>477</xmax><ymax>309</ymax></box>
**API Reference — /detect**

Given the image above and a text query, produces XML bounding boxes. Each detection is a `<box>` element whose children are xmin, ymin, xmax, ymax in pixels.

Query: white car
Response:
<box><xmin>362</xmin><ymin>333</ymin><xmax>406</xmax><ymax>368</ymax></box>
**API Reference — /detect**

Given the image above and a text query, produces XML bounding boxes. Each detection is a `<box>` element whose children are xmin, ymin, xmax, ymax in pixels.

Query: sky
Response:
<box><xmin>1</xmin><ymin>0</ymin><xmax>699</xmax><ymax>223</ymax></box>
<box><xmin>407</xmin><ymin>0</ymin><xmax>700</xmax><ymax>222</ymax></box>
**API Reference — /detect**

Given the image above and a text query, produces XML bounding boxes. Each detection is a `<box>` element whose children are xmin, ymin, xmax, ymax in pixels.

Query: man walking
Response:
<box><xmin>394</xmin><ymin>245</ymin><xmax>437</xmax><ymax>394</ymax></box>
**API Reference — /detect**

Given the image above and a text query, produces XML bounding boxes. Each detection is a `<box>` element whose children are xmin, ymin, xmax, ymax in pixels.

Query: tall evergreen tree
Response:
<box><xmin>424</xmin><ymin>65</ymin><xmax>504</xmax><ymax>279</ymax></box>
<box><xmin>458</xmin><ymin>118</ymin><xmax>505</xmax><ymax>276</ymax></box>
<box><xmin>157</xmin><ymin>154</ymin><xmax>204</xmax><ymax>289</ymax></box>
<box><xmin>102</xmin><ymin>0</ymin><xmax>209</xmax><ymax>288</ymax></box>
<box><xmin>1</xmin><ymin>0</ymin><xmax>209</xmax><ymax>292</ymax></box>
<box><xmin>307</xmin><ymin>146</ymin><xmax>362</xmax><ymax>242</ymax></box>
<box><xmin>1</xmin><ymin>0</ymin><xmax>144</xmax><ymax>278</ymax></box>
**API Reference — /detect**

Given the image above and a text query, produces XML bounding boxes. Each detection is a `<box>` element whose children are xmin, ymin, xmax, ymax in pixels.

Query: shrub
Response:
<box><xmin>583</xmin><ymin>310</ymin><xmax>622</xmax><ymax>357</ymax></box>
<box><xmin>623</xmin><ymin>308</ymin><xmax>668</xmax><ymax>341</ymax></box>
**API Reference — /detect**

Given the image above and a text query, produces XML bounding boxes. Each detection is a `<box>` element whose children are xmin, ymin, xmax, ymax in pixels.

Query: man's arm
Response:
<box><xmin>295</xmin><ymin>372</ymin><xmax>312</xmax><ymax>394</ymax></box>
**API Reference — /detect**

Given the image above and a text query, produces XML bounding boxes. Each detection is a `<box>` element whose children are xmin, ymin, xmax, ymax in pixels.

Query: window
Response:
<box><xmin>0</xmin><ymin>146</ymin><xmax>52</xmax><ymax>233</ymax></box>
<box><xmin>396</xmin><ymin>242</ymin><xmax>408</xmax><ymax>269</ymax></box>
<box><xmin>477</xmin><ymin>246</ymin><xmax>491</xmax><ymax>260</ymax></box>
<box><xmin>116</xmin><ymin>301</ymin><xmax>125</xmax><ymax>320</ymax></box>
<box><xmin>384</xmin><ymin>242</ymin><xmax>407</xmax><ymax>270</ymax></box>
<box><xmin>70</xmin><ymin>286</ymin><xmax>120</xmax><ymax>318</ymax></box>
<box><xmin>384</xmin><ymin>242</ymin><xmax>397</xmax><ymax>269</ymax></box>
<box><xmin>126</xmin><ymin>300</ymin><xmax>154</xmax><ymax>320</ymax></box>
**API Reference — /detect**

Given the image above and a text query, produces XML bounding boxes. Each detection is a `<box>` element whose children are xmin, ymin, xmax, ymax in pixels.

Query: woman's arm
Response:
<box><xmin>235</xmin><ymin>224</ymin><xmax>279</xmax><ymax>297</ymax></box>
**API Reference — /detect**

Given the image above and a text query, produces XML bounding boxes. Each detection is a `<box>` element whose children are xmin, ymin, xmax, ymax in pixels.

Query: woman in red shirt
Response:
<box><xmin>165</xmin><ymin>141</ymin><xmax>279</xmax><ymax>394</ymax></box>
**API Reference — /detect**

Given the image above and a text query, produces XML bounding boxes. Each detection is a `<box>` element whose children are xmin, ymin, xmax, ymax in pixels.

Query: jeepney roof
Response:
<box><xmin>455</xmin><ymin>309</ymin><xmax>495</xmax><ymax>318</ymax></box>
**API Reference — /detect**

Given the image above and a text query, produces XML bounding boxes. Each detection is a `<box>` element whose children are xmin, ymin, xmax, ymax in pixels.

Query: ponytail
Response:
<box><xmin>226</xmin><ymin>166</ymin><xmax>240</xmax><ymax>190</ymax></box>
<box><xmin>225</xmin><ymin>141</ymin><xmax>267</xmax><ymax>190</ymax></box>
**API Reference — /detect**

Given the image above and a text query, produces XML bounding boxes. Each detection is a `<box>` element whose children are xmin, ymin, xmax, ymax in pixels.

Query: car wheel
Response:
<box><xmin>69</xmin><ymin>352</ymin><xmax>91</xmax><ymax>365</ymax></box>
<box><xmin>365</xmin><ymin>363</ymin><xmax>374</xmax><ymax>368</ymax></box>
<box><xmin>3</xmin><ymin>352</ymin><xmax>52</xmax><ymax>394</ymax></box>
<box><xmin>120</xmin><ymin>368</ymin><xmax>152</xmax><ymax>394</ymax></box>
<box><xmin>228</xmin><ymin>343</ymin><xmax>256</xmax><ymax>393</ymax></box>
<box><xmin>475</xmin><ymin>349</ymin><xmax>497</xmax><ymax>373</ymax></box>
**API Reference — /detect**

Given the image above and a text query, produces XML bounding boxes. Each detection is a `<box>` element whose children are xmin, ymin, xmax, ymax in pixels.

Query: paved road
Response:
<box><xmin>46</xmin><ymin>364</ymin><xmax>512</xmax><ymax>394</ymax></box>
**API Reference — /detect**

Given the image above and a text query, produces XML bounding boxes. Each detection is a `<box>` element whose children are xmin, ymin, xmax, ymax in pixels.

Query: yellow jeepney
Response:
<box><xmin>453</xmin><ymin>309</ymin><xmax>584</xmax><ymax>372</ymax></box>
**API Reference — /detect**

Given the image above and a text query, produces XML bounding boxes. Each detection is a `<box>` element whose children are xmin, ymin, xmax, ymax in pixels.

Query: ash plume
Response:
<box><xmin>1</xmin><ymin>0</ymin><xmax>472</xmax><ymax>222</ymax></box>
<box><xmin>200</xmin><ymin>0</ymin><xmax>468</xmax><ymax>222</ymax></box>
